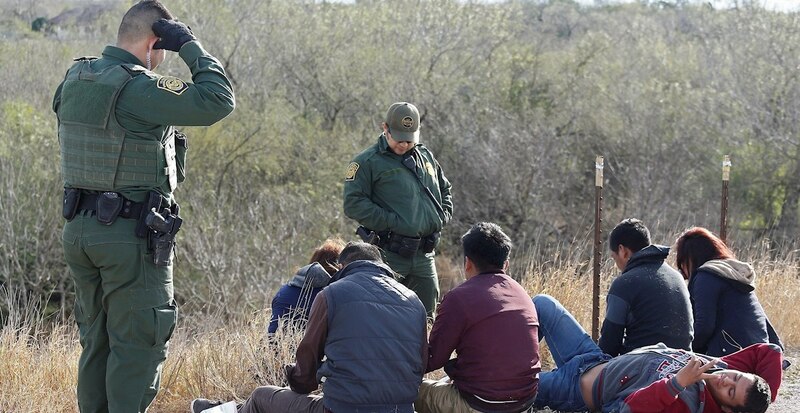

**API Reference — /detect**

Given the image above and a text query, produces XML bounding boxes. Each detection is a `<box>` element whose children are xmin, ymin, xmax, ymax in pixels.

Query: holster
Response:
<box><xmin>136</xmin><ymin>191</ymin><xmax>164</xmax><ymax>238</ymax></box>
<box><xmin>145</xmin><ymin>201</ymin><xmax>182</xmax><ymax>267</ymax></box>
<box><xmin>148</xmin><ymin>231</ymin><xmax>178</xmax><ymax>267</ymax></box>
<box><xmin>355</xmin><ymin>226</ymin><xmax>380</xmax><ymax>245</ymax></box>
<box><xmin>422</xmin><ymin>231</ymin><xmax>441</xmax><ymax>254</ymax></box>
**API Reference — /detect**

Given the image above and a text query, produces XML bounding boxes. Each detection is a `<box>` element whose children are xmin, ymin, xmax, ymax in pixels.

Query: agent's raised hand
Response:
<box><xmin>152</xmin><ymin>18</ymin><xmax>196</xmax><ymax>52</ymax></box>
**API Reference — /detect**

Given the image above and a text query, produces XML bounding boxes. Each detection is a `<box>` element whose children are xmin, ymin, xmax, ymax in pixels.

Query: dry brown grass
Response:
<box><xmin>0</xmin><ymin>290</ymin><xmax>80</xmax><ymax>412</ymax></box>
<box><xmin>1</xmin><ymin>250</ymin><xmax>797</xmax><ymax>413</ymax></box>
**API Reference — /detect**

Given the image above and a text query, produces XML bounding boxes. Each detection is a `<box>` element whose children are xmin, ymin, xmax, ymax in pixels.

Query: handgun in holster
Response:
<box><xmin>136</xmin><ymin>191</ymin><xmax>165</xmax><ymax>238</ymax></box>
<box><xmin>421</xmin><ymin>231</ymin><xmax>441</xmax><ymax>254</ymax></box>
<box><xmin>356</xmin><ymin>226</ymin><xmax>380</xmax><ymax>245</ymax></box>
<box><xmin>145</xmin><ymin>204</ymin><xmax>182</xmax><ymax>267</ymax></box>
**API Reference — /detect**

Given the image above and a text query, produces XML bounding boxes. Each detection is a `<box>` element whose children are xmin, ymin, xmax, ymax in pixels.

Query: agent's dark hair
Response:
<box><xmin>117</xmin><ymin>0</ymin><xmax>173</xmax><ymax>43</ymax></box>
<box><xmin>461</xmin><ymin>222</ymin><xmax>512</xmax><ymax>272</ymax></box>
<box><xmin>732</xmin><ymin>376</ymin><xmax>770</xmax><ymax>413</ymax></box>
<box><xmin>339</xmin><ymin>241</ymin><xmax>383</xmax><ymax>266</ymax></box>
<box><xmin>674</xmin><ymin>226</ymin><xmax>734</xmax><ymax>280</ymax></box>
<box><xmin>309</xmin><ymin>238</ymin><xmax>345</xmax><ymax>276</ymax></box>
<box><xmin>608</xmin><ymin>218</ymin><xmax>650</xmax><ymax>253</ymax></box>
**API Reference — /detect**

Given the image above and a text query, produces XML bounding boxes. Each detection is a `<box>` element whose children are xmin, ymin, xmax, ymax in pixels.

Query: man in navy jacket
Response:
<box><xmin>601</xmin><ymin>218</ymin><xmax>693</xmax><ymax>356</ymax></box>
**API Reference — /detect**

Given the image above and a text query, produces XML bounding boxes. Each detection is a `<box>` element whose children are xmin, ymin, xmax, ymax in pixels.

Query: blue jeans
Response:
<box><xmin>532</xmin><ymin>295</ymin><xmax>611</xmax><ymax>412</ymax></box>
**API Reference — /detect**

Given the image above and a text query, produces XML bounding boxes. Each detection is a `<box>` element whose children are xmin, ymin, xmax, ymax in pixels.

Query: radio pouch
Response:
<box><xmin>394</xmin><ymin>237</ymin><xmax>421</xmax><ymax>259</ymax></box>
<box><xmin>175</xmin><ymin>131</ymin><xmax>188</xmax><ymax>183</ymax></box>
<box><xmin>96</xmin><ymin>192</ymin><xmax>123</xmax><ymax>225</ymax></box>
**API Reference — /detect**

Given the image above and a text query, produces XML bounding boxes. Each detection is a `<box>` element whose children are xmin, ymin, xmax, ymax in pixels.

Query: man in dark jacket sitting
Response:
<box><xmin>600</xmin><ymin>218</ymin><xmax>694</xmax><ymax>356</ymax></box>
<box><xmin>191</xmin><ymin>241</ymin><xmax>428</xmax><ymax>413</ymax></box>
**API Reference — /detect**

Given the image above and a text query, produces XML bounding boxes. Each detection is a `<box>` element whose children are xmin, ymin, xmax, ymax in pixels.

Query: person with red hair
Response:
<box><xmin>674</xmin><ymin>227</ymin><xmax>783</xmax><ymax>357</ymax></box>
<box><xmin>268</xmin><ymin>238</ymin><xmax>345</xmax><ymax>336</ymax></box>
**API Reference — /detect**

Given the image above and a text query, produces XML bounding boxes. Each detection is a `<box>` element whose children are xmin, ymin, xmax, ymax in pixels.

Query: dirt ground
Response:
<box><xmin>766</xmin><ymin>351</ymin><xmax>799</xmax><ymax>412</ymax></box>
<box><xmin>532</xmin><ymin>351</ymin><xmax>799</xmax><ymax>412</ymax></box>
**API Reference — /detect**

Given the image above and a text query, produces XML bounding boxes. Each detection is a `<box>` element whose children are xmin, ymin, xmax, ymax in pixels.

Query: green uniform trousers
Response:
<box><xmin>384</xmin><ymin>250</ymin><xmax>439</xmax><ymax>318</ymax></box>
<box><xmin>62</xmin><ymin>213</ymin><xmax>177</xmax><ymax>413</ymax></box>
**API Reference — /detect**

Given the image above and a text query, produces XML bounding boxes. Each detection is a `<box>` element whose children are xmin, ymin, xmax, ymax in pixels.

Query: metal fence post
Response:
<box><xmin>720</xmin><ymin>155</ymin><xmax>731</xmax><ymax>243</ymax></box>
<box><xmin>592</xmin><ymin>156</ymin><xmax>604</xmax><ymax>341</ymax></box>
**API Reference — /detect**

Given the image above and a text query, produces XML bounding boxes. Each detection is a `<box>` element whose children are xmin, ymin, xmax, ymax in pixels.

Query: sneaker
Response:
<box><xmin>190</xmin><ymin>398</ymin><xmax>224</xmax><ymax>413</ymax></box>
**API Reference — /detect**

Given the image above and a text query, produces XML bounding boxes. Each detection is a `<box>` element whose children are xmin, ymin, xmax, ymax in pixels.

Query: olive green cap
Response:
<box><xmin>385</xmin><ymin>102</ymin><xmax>420</xmax><ymax>143</ymax></box>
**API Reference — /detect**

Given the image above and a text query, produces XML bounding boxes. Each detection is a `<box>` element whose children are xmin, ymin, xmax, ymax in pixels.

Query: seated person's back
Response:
<box><xmin>417</xmin><ymin>222</ymin><xmax>540</xmax><ymax>413</ymax></box>
<box><xmin>268</xmin><ymin>238</ymin><xmax>343</xmax><ymax>335</ymax></box>
<box><xmin>675</xmin><ymin>227</ymin><xmax>784</xmax><ymax>357</ymax></box>
<box><xmin>601</xmin><ymin>218</ymin><xmax>693</xmax><ymax>356</ymax></box>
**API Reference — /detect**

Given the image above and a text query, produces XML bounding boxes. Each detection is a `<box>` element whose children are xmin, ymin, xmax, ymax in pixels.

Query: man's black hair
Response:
<box><xmin>339</xmin><ymin>241</ymin><xmax>383</xmax><ymax>266</ymax></box>
<box><xmin>732</xmin><ymin>376</ymin><xmax>770</xmax><ymax>413</ymax></box>
<box><xmin>608</xmin><ymin>218</ymin><xmax>650</xmax><ymax>253</ymax></box>
<box><xmin>461</xmin><ymin>222</ymin><xmax>512</xmax><ymax>273</ymax></box>
<box><xmin>118</xmin><ymin>0</ymin><xmax>173</xmax><ymax>43</ymax></box>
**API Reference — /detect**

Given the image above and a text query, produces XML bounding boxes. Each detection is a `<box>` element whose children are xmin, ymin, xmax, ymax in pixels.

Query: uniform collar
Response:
<box><xmin>377</xmin><ymin>133</ymin><xmax>391</xmax><ymax>154</ymax></box>
<box><xmin>101</xmin><ymin>45</ymin><xmax>145</xmax><ymax>66</ymax></box>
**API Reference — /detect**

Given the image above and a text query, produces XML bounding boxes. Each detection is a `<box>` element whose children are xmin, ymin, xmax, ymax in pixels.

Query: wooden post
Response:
<box><xmin>592</xmin><ymin>156</ymin><xmax>604</xmax><ymax>341</ymax></box>
<box><xmin>720</xmin><ymin>155</ymin><xmax>731</xmax><ymax>243</ymax></box>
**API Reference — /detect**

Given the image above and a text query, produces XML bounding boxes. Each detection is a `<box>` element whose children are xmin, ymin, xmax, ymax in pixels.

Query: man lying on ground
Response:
<box><xmin>532</xmin><ymin>294</ymin><xmax>783</xmax><ymax>413</ymax></box>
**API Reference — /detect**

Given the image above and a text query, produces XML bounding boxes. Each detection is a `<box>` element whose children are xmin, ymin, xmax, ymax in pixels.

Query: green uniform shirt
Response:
<box><xmin>53</xmin><ymin>41</ymin><xmax>235</xmax><ymax>202</ymax></box>
<box><xmin>343</xmin><ymin>134</ymin><xmax>453</xmax><ymax>237</ymax></box>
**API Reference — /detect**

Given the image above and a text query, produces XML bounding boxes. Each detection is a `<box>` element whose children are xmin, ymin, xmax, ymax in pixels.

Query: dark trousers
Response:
<box><xmin>237</xmin><ymin>386</ymin><xmax>324</xmax><ymax>413</ymax></box>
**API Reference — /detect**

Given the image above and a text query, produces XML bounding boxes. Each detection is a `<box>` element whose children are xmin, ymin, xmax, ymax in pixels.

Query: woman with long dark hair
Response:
<box><xmin>674</xmin><ymin>227</ymin><xmax>783</xmax><ymax>356</ymax></box>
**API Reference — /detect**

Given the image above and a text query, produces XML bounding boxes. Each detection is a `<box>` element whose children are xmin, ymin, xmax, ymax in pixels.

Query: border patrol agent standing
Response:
<box><xmin>52</xmin><ymin>1</ymin><xmax>235</xmax><ymax>412</ymax></box>
<box><xmin>343</xmin><ymin>102</ymin><xmax>453</xmax><ymax>317</ymax></box>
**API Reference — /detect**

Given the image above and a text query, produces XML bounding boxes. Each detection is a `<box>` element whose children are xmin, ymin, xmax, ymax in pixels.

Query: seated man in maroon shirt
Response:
<box><xmin>415</xmin><ymin>222</ymin><xmax>541</xmax><ymax>413</ymax></box>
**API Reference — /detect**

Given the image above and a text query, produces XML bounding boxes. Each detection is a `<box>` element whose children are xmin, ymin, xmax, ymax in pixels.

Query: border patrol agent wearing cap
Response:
<box><xmin>343</xmin><ymin>102</ymin><xmax>453</xmax><ymax>317</ymax></box>
<box><xmin>52</xmin><ymin>1</ymin><xmax>235</xmax><ymax>411</ymax></box>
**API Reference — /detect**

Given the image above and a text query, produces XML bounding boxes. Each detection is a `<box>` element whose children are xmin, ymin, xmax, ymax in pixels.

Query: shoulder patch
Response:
<box><xmin>156</xmin><ymin>76</ymin><xmax>189</xmax><ymax>95</ymax></box>
<box><xmin>345</xmin><ymin>162</ymin><xmax>360</xmax><ymax>181</ymax></box>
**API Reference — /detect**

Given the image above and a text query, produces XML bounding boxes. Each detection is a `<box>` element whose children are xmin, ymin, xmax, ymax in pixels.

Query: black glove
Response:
<box><xmin>152</xmin><ymin>18</ymin><xmax>196</xmax><ymax>52</ymax></box>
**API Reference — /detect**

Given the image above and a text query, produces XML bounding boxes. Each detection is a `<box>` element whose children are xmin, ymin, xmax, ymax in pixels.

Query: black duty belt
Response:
<box><xmin>379</xmin><ymin>230</ymin><xmax>440</xmax><ymax>258</ymax></box>
<box><xmin>376</xmin><ymin>231</ymin><xmax>422</xmax><ymax>248</ymax></box>
<box><xmin>77</xmin><ymin>192</ymin><xmax>145</xmax><ymax>220</ymax></box>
